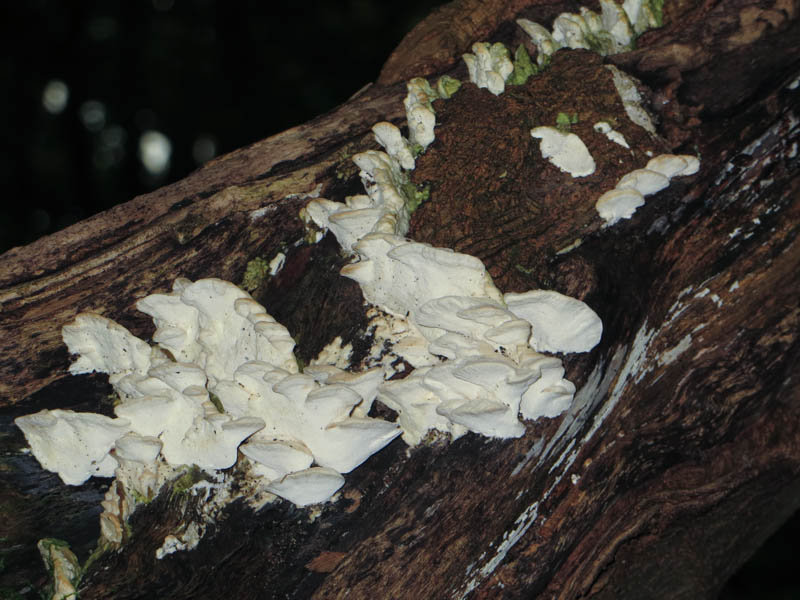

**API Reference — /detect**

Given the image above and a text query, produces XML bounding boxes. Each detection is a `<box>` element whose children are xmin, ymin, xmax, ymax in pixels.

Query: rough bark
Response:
<box><xmin>1</xmin><ymin>0</ymin><xmax>799</xmax><ymax>598</ymax></box>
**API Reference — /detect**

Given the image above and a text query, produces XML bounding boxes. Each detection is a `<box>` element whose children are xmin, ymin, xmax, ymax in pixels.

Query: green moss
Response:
<box><xmin>334</xmin><ymin>146</ymin><xmax>359</xmax><ymax>181</ymax></box>
<box><xmin>508</xmin><ymin>44</ymin><xmax>538</xmax><ymax>86</ymax></box>
<box><xmin>169</xmin><ymin>466</ymin><xmax>204</xmax><ymax>501</ymax></box>
<box><xmin>515</xmin><ymin>264</ymin><xmax>535</xmax><ymax>276</ymax></box>
<box><xmin>412</xmin><ymin>77</ymin><xmax>438</xmax><ymax>109</ymax></box>
<box><xmin>584</xmin><ymin>30</ymin><xmax>619</xmax><ymax>55</ymax></box>
<box><xmin>401</xmin><ymin>182</ymin><xmax>430</xmax><ymax>214</ymax></box>
<box><xmin>241</xmin><ymin>257</ymin><xmax>270</xmax><ymax>292</ymax></box>
<box><xmin>556</xmin><ymin>112</ymin><xmax>579</xmax><ymax>131</ymax></box>
<box><xmin>129</xmin><ymin>486</ymin><xmax>153</xmax><ymax>505</ymax></box>
<box><xmin>651</xmin><ymin>0</ymin><xmax>665</xmax><ymax>26</ymax></box>
<box><xmin>82</xmin><ymin>543</ymin><xmax>108</xmax><ymax>574</ymax></box>
<box><xmin>208</xmin><ymin>391</ymin><xmax>225</xmax><ymax>414</ymax></box>
<box><xmin>436</xmin><ymin>75</ymin><xmax>461</xmax><ymax>99</ymax></box>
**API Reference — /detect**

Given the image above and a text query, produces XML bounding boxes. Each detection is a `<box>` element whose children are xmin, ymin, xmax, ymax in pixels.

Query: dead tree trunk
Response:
<box><xmin>1</xmin><ymin>0</ymin><xmax>799</xmax><ymax>598</ymax></box>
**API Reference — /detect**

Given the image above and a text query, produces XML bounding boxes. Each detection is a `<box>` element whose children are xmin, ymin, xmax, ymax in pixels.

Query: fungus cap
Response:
<box><xmin>616</xmin><ymin>168</ymin><xmax>669</xmax><ymax>196</ymax></box>
<box><xmin>240</xmin><ymin>439</ymin><xmax>314</xmax><ymax>481</ymax></box>
<box><xmin>520</xmin><ymin>365</ymin><xmax>577</xmax><ymax>419</ymax></box>
<box><xmin>378</xmin><ymin>368</ymin><xmax>466</xmax><ymax>445</ymax></box>
<box><xmin>167</xmin><ymin>415</ymin><xmax>264</xmax><ymax>471</ymax></box>
<box><xmin>645</xmin><ymin>154</ymin><xmax>690</xmax><ymax>179</ymax></box>
<box><xmin>62</xmin><ymin>313</ymin><xmax>152</xmax><ymax>380</ymax></box>
<box><xmin>15</xmin><ymin>409</ymin><xmax>132</xmax><ymax>485</ymax></box>
<box><xmin>372</xmin><ymin>121</ymin><xmax>415</xmax><ymax>170</ymax></box>
<box><xmin>531</xmin><ymin>126</ymin><xmax>596</xmax><ymax>177</ymax></box>
<box><xmin>343</xmin><ymin>234</ymin><xmax>502</xmax><ymax>316</ymax></box>
<box><xmin>504</xmin><ymin>290</ymin><xmax>602</xmax><ymax>353</ymax></box>
<box><xmin>265</xmin><ymin>467</ymin><xmax>345</xmax><ymax>506</ymax></box>
<box><xmin>595</xmin><ymin>188</ymin><xmax>645</xmax><ymax>225</ymax></box>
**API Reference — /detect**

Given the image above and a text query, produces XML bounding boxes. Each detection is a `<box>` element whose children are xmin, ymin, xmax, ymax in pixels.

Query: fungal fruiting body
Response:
<box><xmin>15</xmin><ymin>410</ymin><xmax>131</xmax><ymax>485</ymax></box>
<box><xmin>531</xmin><ymin>126</ymin><xmax>596</xmax><ymax>177</ymax></box>
<box><xmin>303</xmin><ymin>96</ymin><xmax>604</xmax><ymax>447</ymax></box>
<box><xmin>595</xmin><ymin>154</ymin><xmax>700</xmax><ymax>225</ymax></box>
<box><xmin>462</xmin><ymin>42</ymin><xmax>514</xmax><ymax>95</ymax></box>
<box><xmin>404</xmin><ymin>77</ymin><xmax>438</xmax><ymax>151</ymax></box>
<box><xmin>594</xmin><ymin>121</ymin><xmax>630</xmax><ymax>148</ymax></box>
<box><xmin>373</xmin><ymin>121</ymin><xmax>416</xmax><ymax>171</ymax></box>
<box><xmin>16</xmin><ymin>278</ymin><xmax>403</xmax><ymax>528</ymax></box>
<box><xmin>516</xmin><ymin>0</ymin><xmax>663</xmax><ymax>66</ymax></box>
<box><xmin>15</xmin><ymin>16</ymin><xmax>695</xmax><ymax>567</ymax></box>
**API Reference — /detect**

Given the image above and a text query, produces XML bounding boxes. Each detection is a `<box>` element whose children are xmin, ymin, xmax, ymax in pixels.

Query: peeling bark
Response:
<box><xmin>1</xmin><ymin>1</ymin><xmax>798</xmax><ymax>598</ymax></box>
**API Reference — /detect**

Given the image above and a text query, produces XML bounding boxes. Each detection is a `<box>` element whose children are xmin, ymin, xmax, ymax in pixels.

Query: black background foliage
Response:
<box><xmin>0</xmin><ymin>0</ymin><xmax>444</xmax><ymax>252</ymax></box>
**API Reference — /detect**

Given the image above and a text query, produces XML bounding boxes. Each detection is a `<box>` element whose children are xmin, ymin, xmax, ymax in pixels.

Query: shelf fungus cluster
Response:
<box><xmin>15</xmin><ymin>1</ymin><xmax>706</xmax><ymax>569</ymax></box>
<box><xmin>303</xmin><ymin>76</ymin><xmax>603</xmax><ymax>447</ymax></box>
<box><xmin>517</xmin><ymin>0</ymin><xmax>663</xmax><ymax>63</ymax></box>
<box><xmin>462</xmin><ymin>42</ymin><xmax>514</xmax><ymax>96</ymax></box>
<box><xmin>595</xmin><ymin>154</ymin><xmax>700</xmax><ymax>225</ymax></box>
<box><xmin>16</xmin><ymin>278</ymin><xmax>405</xmax><ymax>546</ymax></box>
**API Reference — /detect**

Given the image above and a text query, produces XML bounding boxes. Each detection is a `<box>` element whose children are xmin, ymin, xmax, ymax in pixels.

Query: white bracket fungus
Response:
<box><xmin>351</xmin><ymin>150</ymin><xmax>413</xmax><ymax>235</ymax></box>
<box><xmin>378</xmin><ymin>369</ymin><xmax>468</xmax><ymax>445</ymax></box>
<box><xmin>595</xmin><ymin>154</ymin><xmax>701</xmax><ymax>225</ymax></box>
<box><xmin>37</xmin><ymin>539</ymin><xmax>81</xmax><ymax>600</ymax></box>
<box><xmin>15</xmin><ymin>409</ymin><xmax>131</xmax><ymax>485</ymax></box>
<box><xmin>17</xmin><ymin>277</ymin><xmax>405</xmax><ymax>518</ymax></box>
<box><xmin>517</xmin><ymin>0</ymin><xmax>652</xmax><ymax>64</ymax></box>
<box><xmin>341</xmin><ymin>234</ymin><xmax>503</xmax><ymax>316</ymax></box>
<box><xmin>462</xmin><ymin>42</ymin><xmax>514</xmax><ymax>96</ymax></box>
<box><xmin>62</xmin><ymin>313</ymin><xmax>152</xmax><ymax>382</ymax></box>
<box><xmin>622</xmin><ymin>0</ymin><xmax>663</xmax><ymax>34</ymax></box>
<box><xmin>19</xmin><ymin>24</ymin><xmax>624</xmax><ymax>560</ymax></box>
<box><xmin>112</xmin><ymin>433</ymin><xmax>163</xmax><ymax>500</ymax></box>
<box><xmin>599</xmin><ymin>0</ymin><xmax>635</xmax><ymax>49</ymax></box>
<box><xmin>519</xmin><ymin>357</ymin><xmax>577</xmax><ymax>420</ymax></box>
<box><xmin>531</xmin><ymin>126</ymin><xmax>596</xmax><ymax>177</ymax></box>
<box><xmin>240</xmin><ymin>438</ymin><xmax>314</xmax><ymax>482</ymax></box>
<box><xmin>436</xmin><ymin>75</ymin><xmax>462</xmax><ymax>99</ymax></box>
<box><xmin>268</xmin><ymin>251</ymin><xmax>286</xmax><ymax>276</ymax></box>
<box><xmin>594</xmin><ymin>121</ymin><xmax>630</xmax><ymax>148</ymax></box>
<box><xmin>505</xmin><ymin>290</ymin><xmax>603</xmax><ymax>354</ymax></box>
<box><xmin>404</xmin><ymin>77</ymin><xmax>437</xmax><ymax>150</ymax></box>
<box><xmin>302</xmin><ymin>150</ymin><xmax>418</xmax><ymax>253</ymax></box>
<box><xmin>372</xmin><ymin>121</ymin><xmax>416</xmax><ymax>171</ymax></box>
<box><xmin>264</xmin><ymin>467</ymin><xmax>346</xmax><ymax>507</ymax></box>
<box><xmin>595</xmin><ymin>188</ymin><xmax>646</xmax><ymax>224</ymax></box>
<box><xmin>516</xmin><ymin>19</ymin><xmax>561</xmax><ymax>66</ymax></box>
<box><xmin>617</xmin><ymin>168</ymin><xmax>670</xmax><ymax>196</ymax></box>
<box><xmin>552</xmin><ymin>13</ymin><xmax>592</xmax><ymax>50</ymax></box>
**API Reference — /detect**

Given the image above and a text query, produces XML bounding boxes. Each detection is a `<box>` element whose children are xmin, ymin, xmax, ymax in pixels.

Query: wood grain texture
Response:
<box><xmin>1</xmin><ymin>1</ymin><xmax>798</xmax><ymax>598</ymax></box>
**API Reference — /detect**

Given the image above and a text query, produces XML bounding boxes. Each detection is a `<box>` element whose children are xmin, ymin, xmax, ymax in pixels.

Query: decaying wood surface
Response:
<box><xmin>1</xmin><ymin>0</ymin><xmax>798</xmax><ymax>598</ymax></box>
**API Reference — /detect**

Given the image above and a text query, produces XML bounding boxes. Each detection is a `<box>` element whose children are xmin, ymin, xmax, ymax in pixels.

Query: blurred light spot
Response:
<box><xmin>192</xmin><ymin>135</ymin><xmax>217</xmax><ymax>165</ymax></box>
<box><xmin>152</xmin><ymin>0</ymin><xmax>175</xmax><ymax>11</ymax></box>
<box><xmin>29</xmin><ymin>209</ymin><xmax>52</xmax><ymax>234</ymax></box>
<box><xmin>139</xmin><ymin>130</ymin><xmax>172</xmax><ymax>175</ymax></box>
<box><xmin>80</xmin><ymin>100</ymin><xmax>106</xmax><ymax>132</ymax></box>
<box><xmin>86</xmin><ymin>16</ymin><xmax>118</xmax><ymax>41</ymax></box>
<box><xmin>94</xmin><ymin>125</ymin><xmax>127</xmax><ymax>169</ymax></box>
<box><xmin>42</xmin><ymin>80</ymin><xmax>69</xmax><ymax>114</ymax></box>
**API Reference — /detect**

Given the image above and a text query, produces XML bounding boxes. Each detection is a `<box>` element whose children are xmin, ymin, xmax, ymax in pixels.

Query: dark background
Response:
<box><xmin>0</xmin><ymin>0</ymin><xmax>445</xmax><ymax>253</ymax></box>
<box><xmin>0</xmin><ymin>1</ymin><xmax>796</xmax><ymax>597</ymax></box>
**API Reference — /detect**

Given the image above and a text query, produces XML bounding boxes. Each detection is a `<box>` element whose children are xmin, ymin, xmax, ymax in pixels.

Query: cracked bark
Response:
<box><xmin>0</xmin><ymin>0</ymin><xmax>798</xmax><ymax>598</ymax></box>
